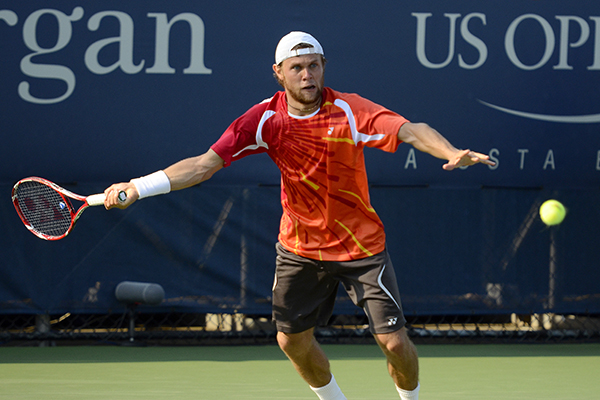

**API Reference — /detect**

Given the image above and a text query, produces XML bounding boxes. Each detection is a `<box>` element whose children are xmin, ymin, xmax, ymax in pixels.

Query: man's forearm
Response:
<box><xmin>398</xmin><ymin>122</ymin><xmax>459</xmax><ymax>161</ymax></box>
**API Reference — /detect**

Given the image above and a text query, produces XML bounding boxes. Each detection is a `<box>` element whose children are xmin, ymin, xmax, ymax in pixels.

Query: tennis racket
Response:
<box><xmin>12</xmin><ymin>176</ymin><xmax>127</xmax><ymax>241</ymax></box>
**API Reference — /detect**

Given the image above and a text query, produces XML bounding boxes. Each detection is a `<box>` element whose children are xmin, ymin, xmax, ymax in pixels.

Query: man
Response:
<box><xmin>104</xmin><ymin>31</ymin><xmax>495</xmax><ymax>400</ymax></box>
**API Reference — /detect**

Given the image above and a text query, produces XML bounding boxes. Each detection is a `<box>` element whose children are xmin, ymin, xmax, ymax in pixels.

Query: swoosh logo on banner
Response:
<box><xmin>477</xmin><ymin>99</ymin><xmax>600</xmax><ymax>124</ymax></box>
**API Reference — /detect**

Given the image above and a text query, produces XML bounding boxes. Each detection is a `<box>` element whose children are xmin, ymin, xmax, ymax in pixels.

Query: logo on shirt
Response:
<box><xmin>327</xmin><ymin>127</ymin><xmax>334</xmax><ymax>135</ymax></box>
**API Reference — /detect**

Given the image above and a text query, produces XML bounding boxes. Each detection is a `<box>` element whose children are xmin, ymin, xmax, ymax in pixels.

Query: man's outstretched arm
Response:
<box><xmin>103</xmin><ymin>149</ymin><xmax>225</xmax><ymax>209</ymax></box>
<box><xmin>398</xmin><ymin>122</ymin><xmax>495</xmax><ymax>170</ymax></box>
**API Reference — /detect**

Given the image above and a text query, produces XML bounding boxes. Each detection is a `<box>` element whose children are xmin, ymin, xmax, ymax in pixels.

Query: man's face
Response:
<box><xmin>273</xmin><ymin>54</ymin><xmax>325</xmax><ymax>107</ymax></box>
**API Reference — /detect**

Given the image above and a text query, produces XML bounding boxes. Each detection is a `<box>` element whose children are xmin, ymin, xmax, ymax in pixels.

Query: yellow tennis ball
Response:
<box><xmin>539</xmin><ymin>200</ymin><xmax>566</xmax><ymax>226</ymax></box>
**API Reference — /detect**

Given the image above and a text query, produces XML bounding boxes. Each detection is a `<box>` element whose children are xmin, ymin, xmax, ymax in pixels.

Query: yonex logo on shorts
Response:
<box><xmin>388</xmin><ymin>317</ymin><xmax>398</xmax><ymax>326</ymax></box>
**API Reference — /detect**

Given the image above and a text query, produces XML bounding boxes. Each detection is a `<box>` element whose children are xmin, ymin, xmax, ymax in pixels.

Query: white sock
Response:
<box><xmin>396</xmin><ymin>382</ymin><xmax>420</xmax><ymax>400</ymax></box>
<box><xmin>310</xmin><ymin>375</ymin><xmax>347</xmax><ymax>400</ymax></box>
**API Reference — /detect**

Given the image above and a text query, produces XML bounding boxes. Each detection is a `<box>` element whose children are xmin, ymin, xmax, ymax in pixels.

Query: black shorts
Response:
<box><xmin>272</xmin><ymin>242</ymin><xmax>406</xmax><ymax>335</ymax></box>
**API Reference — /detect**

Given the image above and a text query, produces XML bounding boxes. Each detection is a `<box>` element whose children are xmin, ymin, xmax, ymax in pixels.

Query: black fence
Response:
<box><xmin>2</xmin><ymin>309</ymin><xmax>599</xmax><ymax>346</ymax></box>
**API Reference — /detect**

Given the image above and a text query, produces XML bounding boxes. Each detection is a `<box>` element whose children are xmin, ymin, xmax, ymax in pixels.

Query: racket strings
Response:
<box><xmin>15</xmin><ymin>181</ymin><xmax>73</xmax><ymax>237</ymax></box>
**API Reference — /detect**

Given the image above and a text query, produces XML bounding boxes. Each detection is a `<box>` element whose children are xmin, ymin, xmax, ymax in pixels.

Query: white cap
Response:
<box><xmin>275</xmin><ymin>31</ymin><xmax>324</xmax><ymax>65</ymax></box>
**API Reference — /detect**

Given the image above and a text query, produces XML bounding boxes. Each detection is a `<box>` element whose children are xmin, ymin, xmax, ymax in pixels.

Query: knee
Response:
<box><xmin>376</xmin><ymin>328</ymin><xmax>415</xmax><ymax>357</ymax></box>
<box><xmin>277</xmin><ymin>330</ymin><xmax>314</xmax><ymax>358</ymax></box>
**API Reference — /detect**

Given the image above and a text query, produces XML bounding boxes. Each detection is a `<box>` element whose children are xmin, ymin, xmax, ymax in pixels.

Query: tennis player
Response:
<box><xmin>104</xmin><ymin>31</ymin><xmax>495</xmax><ymax>400</ymax></box>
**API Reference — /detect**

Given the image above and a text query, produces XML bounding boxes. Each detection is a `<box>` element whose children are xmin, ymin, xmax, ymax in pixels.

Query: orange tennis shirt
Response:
<box><xmin>211</xmin><ymin>88</ymin><xmax>409</xmax><ymax>261</ymax></box>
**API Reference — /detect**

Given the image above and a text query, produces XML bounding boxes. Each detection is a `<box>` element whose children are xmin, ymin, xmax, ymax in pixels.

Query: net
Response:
<box><xmin>14</xmin><ymin>180</ymin><xmax>72</xmax><ymax>238</ymax></box>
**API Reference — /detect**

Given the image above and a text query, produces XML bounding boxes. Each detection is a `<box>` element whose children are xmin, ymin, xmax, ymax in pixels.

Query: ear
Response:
<box><xmin>273</xmin><ymin>63</ymin><xmax>283</xmax><ymax>79</ymax></box>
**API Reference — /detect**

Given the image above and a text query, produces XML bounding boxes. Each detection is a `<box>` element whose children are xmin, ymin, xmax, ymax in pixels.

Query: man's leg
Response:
<box><xmin>277</xmin><ymin>328</ymin><xmax>331</xmax><ymax>387</ymax></box>
<box><xmin>374</xmin><ymin>327</ymin><xmax>420</xmax><ymax>396</ymax></box>
<box><xmin>277</xmin><ymin>328</ymin><xmax>346</xmax><ymax>400</ymax></box>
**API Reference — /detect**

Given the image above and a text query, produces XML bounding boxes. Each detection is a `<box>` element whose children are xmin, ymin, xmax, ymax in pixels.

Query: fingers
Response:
<box><xmin>443</xmin><ymin>149</ymin><xmax>496</xmax><ymax>171</ymax></box>
<box><xmin>442</xmin><ymin>149</ymin><xmax>470</xmax><ymax>170</ymax></box>
<box><xmin>468</xmin><ymin>151</ymin><xmax>495</xmax><ymax>165</ymax></box>
<box><xmin>103</xmin><ymin>183</ymin><xmax>139</xmax><ymax>210</ymax></box>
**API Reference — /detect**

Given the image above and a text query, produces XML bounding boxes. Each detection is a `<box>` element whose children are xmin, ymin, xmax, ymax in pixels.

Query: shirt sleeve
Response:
<box><xmin>210</xmin><ymin>102</ymin><xmax>270</xmax><ymax>167</ymax></box>
<box><xmin>344</xmin><ymin>93</ymin><xmax>409</xmax><ymax>153</ymax></box>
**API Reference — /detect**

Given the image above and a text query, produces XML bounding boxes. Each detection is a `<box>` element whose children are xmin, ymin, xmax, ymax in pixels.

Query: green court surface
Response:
<box><xmin>0</xmin><ymin>343</ymin><xmax>598</xmax><ymax>399</ymax></box>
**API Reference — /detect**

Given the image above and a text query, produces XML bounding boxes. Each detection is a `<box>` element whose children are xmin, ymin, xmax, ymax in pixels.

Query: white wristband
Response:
<box><xmin>131</xmin><ymin>170</ymin><xmax>171</xmax><ymax>199</ymax></box>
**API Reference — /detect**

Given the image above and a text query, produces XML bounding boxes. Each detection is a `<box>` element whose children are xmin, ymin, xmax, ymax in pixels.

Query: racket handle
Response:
<box><xmin>117</xmin><ymin>190</ymin><xmax>128</xmax><ymax>203</ymax></box>
<box><xmin>87</xmin><ymin>191</ymin><xmax>127</xmax><ymax>207</ymax></box>
<box><xmin>86</xmin><ymin>193</ymin><xmax>106</xmax><ymax>206</ymax></box>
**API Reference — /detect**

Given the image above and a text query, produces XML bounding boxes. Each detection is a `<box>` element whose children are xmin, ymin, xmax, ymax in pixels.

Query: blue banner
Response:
<box><xmin>1</xmin><ymin>1</ymin><xmax>598</xmax><ymax>188</ymax></box>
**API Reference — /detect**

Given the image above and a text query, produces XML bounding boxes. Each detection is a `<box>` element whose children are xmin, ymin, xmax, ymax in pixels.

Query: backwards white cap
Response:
<box><xmin>275</xmin><ymin>31</ymin><xmax>324</xmax><ymax>65</ymax></box>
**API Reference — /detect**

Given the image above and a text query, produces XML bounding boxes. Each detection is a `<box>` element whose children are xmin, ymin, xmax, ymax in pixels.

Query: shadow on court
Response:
<box><xmin>0</xmin><ymin>343</ymin><xmax>598</xmax><ymax>364</ymax></box>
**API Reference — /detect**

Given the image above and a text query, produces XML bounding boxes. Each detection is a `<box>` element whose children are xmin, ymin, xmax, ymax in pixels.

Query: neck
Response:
<box><xmin>286</xmin><ymin>96</ymin><xmax>322</xmax><ymax>116</ymax></box>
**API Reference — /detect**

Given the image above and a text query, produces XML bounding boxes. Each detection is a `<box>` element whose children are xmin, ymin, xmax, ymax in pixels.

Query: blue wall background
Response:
<box><xmin>1</xmin><ymin>1</ymin><xmax>599</xmax><ymax>317</ymax></box>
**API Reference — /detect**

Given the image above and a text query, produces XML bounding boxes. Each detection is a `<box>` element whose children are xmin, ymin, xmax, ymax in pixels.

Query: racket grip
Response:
<box><xmin>86</xmin><ymin>193</ymin><xmax>106</xmax><ymax>206</ymax></box>
<box><xmin>117</xmin><ymin>190</ymin><xmax>128</xmax><ymax>203</ymax></box>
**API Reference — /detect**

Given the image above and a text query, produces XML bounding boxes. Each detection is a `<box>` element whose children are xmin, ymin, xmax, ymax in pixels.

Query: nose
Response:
<box><xmin>301</xmin><ymin>67</ymin><xmax>313</xmax><ymax>80</ymax></box>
